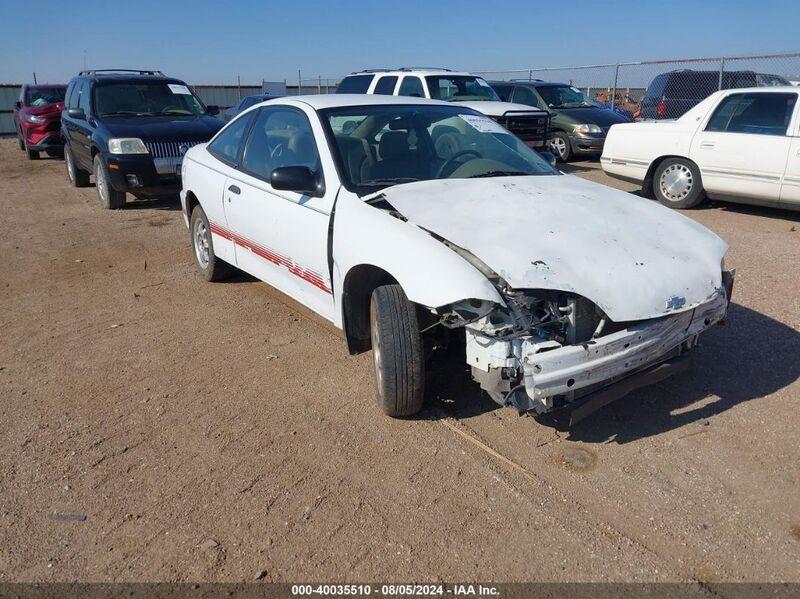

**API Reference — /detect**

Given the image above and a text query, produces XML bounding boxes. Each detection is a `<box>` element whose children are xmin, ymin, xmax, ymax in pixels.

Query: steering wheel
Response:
<box><xmin>436</xmin><ymin>149</ymin><xmax>481</xmax><ymax>178</ymax></box>
<box><xmin>270</xmin><ymin>143</ymin><xmax>285</xmax><ymax>161</ymax></box>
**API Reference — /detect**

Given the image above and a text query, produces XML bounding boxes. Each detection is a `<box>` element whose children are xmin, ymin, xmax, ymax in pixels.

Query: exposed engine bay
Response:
<box><xmin>436</xmin><ymin>283</ymin><xmax>729</xmax><ymax>417</ymax></box>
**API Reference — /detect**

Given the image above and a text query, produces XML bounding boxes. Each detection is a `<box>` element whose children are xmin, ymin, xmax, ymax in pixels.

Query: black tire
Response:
<box><xmin>189</xmin><ymin>205</ymin><xmax>234</xmax><ymax>282</ymax></box>
<box><xmin>94</xmin><ymin>155</ymin><xmax>126</xmax><ymax>209</ymax></box>
<box><xmin>18</xmin><ymin>136</ymin><xmax>25</xmax><ymax>151</ymax></box>
<box><xmin>65</xmin><ymin>145</ymin><xmax>90</xmax><ymax>187</ymax></box>
<box><xmin>549</xmin><ymin>132</ymin><xmax>572</xmax><ymax>162</ymax></box>
<box><xmin>652</xmin><ymin>157</ymin><xmax>705</xmax><ymax>209</ymax></box>
<box><xmin>27</xmin><ymin>148</ymin><xmax>39</xmax><ymax>160</ymax></box>
<box><xmin>369</xmin><ymin>285</ymin><xmax>425</xmax><ymax>417</ymax></box>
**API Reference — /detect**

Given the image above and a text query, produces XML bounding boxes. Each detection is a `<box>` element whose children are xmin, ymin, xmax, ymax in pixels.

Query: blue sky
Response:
<box><xmin>1</xmin><ymin>0</ymin><xmax>798</xmax><ymax>84</ymax></box>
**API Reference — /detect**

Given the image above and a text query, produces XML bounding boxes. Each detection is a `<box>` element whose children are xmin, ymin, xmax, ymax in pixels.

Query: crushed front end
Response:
<box><xmin>437</xmin><ymin>273</ymin><xmax>733</xmax><ymax>423</ymax></box>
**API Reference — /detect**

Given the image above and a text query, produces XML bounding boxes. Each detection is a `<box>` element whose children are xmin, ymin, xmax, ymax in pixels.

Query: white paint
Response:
<box><xmin>168</xmin><ymin>84</ymin><xmax>191</xmax><ymax>95</ymax></box>
<box><xmin>379</xmin><ymin>175</ymin><xmax>728</xmax><ymax>322</ymax></box>
<box><xmin>601</xmin><ymin>86</ymin><xmax>800</xmax><ymax>210</ymax></box>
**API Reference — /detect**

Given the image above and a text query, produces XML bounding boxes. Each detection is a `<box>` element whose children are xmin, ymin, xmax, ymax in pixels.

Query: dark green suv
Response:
<box><xmin>490</xmin><ymin>81</ymin><xmax>630</xmax><ymax>162</ymax></box>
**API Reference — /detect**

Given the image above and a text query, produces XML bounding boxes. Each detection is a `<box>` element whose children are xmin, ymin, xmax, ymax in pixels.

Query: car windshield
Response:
<box><xmin>26</xmin><ymin>87</ymin><xmax>65</xmax><ymax>106</ymax></box>
<box><xmin>536</xmin><ymin>85</ymin><xmax>593</xmax><ymax>108</ymax></box>
<box><xmin>425</xmin><ymin>76</ymin><xmax>500</xmax><ymax>102</ymax></box>
<box><xmin>321</xmin><ymin>104</ymin><xmax>557</xmax><ymax>194</ymax></box>
<box><xmin>94</xmin><ymin>81</ymin><xmax>206</xmax><ymax>117</ymax></box>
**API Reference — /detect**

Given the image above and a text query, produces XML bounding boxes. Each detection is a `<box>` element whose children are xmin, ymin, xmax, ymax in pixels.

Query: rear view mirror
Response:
<box><xmin>206</xmin><ymin>105</ymin><xmax>220</xmax><ymax>116</ymax></box>
<box><xmin>67</xmin><ymin>108</ymin><xmax>86</xmax><ymax>120</ymax></box>
<box><xmin>270</xmin><ymin>166</ymin><xmax>323</xmax><ymax>196</ymax></box>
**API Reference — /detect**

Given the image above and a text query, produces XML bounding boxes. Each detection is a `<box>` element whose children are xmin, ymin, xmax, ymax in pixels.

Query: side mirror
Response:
<box><xmin>270</xmin><ymin>166</ymin><xmax>322</xmax><ymax>196</ymax></box>
<box><xmin>206</xmin><ymin>105</ymin><xmax>220</xmax><ymax>116</ymax></box>
<box><xmin>14</xmin><ymin>101</ymin><xmax>22</xmax><ymax>109</ymax></box>
<box><xmin>67</xmin><ymin>107</ymin><xmax>86</xmax><ymax>120</ymax></box>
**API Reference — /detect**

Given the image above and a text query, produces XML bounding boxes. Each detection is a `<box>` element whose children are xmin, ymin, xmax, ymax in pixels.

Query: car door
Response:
<box><xmin>779</xmin><ymin>93</ymin><xmax>800</xmax><ymax>208</ymax></box>
<box><xmin>689</xmin><ymin>92</ymin><xmax>795</xmax><ymax>204</ymax></box>
<box><xmin>223</xmin><ymin>104</ymin><xmax>336</xmax><ymax>320</ymax></box>
<box><xmin>71</xmin><ymin>81</ymin><xmax>95</xmax><ymax>170</ymax></box>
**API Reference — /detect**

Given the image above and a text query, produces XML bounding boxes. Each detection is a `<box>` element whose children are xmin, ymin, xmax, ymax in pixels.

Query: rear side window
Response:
<box><xmin>644</xmin><ymin>74</ymin><xmax>668</xmax><ymax>99</ymax></box>
<box><xmin>706</xmin><ymin>92</ymin><xmax>797</xmax><ymax>136</ymax></box>
<box><xmin>398</xmin><ymin>76</ymin><xmax>425</xmax><ymax>97</ymax></box>
<box><xmin>512</xmin><ymin>86</ymin><xmax>539</xmax><ymax>107</ymax></box>
<box><xmin>78</xmin><ymin>83</ymin><xmax>92</xmax><ymax>112</ymax></box>
<box><xmin>336</xmin><ymin>75</ymin><xmax>375</xmax><ymax>94</ymax></box>
<box><xmin>666</xmin><ymin>72</ymin><xmax>718</xmax><ymax>100</ymax></box>
<box><xmin>208</xmin><ymin>110</ymin><xmax>255</xmax><ymax>165</ymax></box>
<box><xmin>492</xmin><ymin>84</ymin><xmax>513</xmax><ymax>102</ymax></box>
<box><xmin>373</xmin><ymin>76</ymin><xmax>398</xmax><ymax>95</ymax></box>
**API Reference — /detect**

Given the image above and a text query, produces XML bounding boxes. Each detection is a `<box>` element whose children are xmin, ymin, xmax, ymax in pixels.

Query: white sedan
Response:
<box><xmin>601</xmin><ymin>86</ymin><xmax>800</xmax><ymax>210</ymax></box>
<box><xmin>180</xmin><ymin>94</ymin><xmax>734</xmax><ymax>424</ymax></box>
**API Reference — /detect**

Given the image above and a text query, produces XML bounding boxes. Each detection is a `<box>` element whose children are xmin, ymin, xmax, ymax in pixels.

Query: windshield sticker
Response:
<box><xmin>168</xmin><ymin>84</ymin><xmax>192</xmax><ymax>95</ymax></box>
<box><xmin>458</xmin><ymin>114</ymin><xmax>508</xmax><ymax>134</ymax></box>
<box><xmin>570</xmin><ymin>86</ymin><xmax>582</xmax><ymax>93</ymax></box>
<box><xmin>476</xmin><ymin>78</ymin><xmax>491</xmax><ymax>87</ymax></box>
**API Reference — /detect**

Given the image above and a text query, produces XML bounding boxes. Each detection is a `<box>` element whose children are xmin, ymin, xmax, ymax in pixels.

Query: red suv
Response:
<box><xmin>13</xmin><ymin>84</ymin><xmax>67</xmax><ymax>159</ymax></box>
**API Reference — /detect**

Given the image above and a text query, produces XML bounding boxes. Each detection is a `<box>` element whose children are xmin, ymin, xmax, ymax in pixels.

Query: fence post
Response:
<box><xmin>611</xmin><ymin>64</ymin><xmax>620</xmax><ymax>109</ymax></box>
<box><xmin>298</xmin><ymin>70</ymin><xmax>302</xmax><ymax>95</ymax></box>
<box><xmin>528</xmin><ymin>69</ymin><xmax>532</xmax><ymax>82</ymax></box>
<box><xmin>318</xmin><ymin>76</ymin><xmax>322</xmax><ymax>95</ymax></box>
<box><xmin>718</xmin><ymin>56</ymin><xmax>726</xmax><ymax>90</ymax></box>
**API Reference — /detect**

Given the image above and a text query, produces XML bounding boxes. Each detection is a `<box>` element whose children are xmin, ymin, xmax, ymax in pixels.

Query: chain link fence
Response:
<box><xmin>293</xmin><ymin>52</ymin><xmax>800</xmax><ymax>121</ymax></box>
<box><xmin>476</xmin><ymin>52</ymin><xmax>800</xmax><ymax>120</ymax></box>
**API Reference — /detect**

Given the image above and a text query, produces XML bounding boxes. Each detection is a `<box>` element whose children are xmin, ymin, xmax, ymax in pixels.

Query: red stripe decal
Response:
<box><xmin>209</xmin><ymin>220</ymin><xmax>332</xmax><ymax>294</ymax></box>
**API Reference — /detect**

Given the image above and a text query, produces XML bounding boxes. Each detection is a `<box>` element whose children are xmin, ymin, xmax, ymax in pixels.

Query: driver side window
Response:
<box><xmin>240</xmin><ymin>106</ymin><xmax>321</xmax><ymax>182</ymax></box>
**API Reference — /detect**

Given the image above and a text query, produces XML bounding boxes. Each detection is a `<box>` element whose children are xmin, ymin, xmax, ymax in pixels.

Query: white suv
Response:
<box><xmin>337</xmin><ymin>68</ymin><xmax>551</xmax><ymax>149</ymax></box>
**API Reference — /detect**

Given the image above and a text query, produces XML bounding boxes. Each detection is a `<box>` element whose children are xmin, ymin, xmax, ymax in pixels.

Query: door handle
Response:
<box><xmin>700</xmin><ymin>142</ymin><xmax>715</xmax><ymax>149</ymax></box>
<box><xmin>228</xmin><ymin>185</ymin><xmax>241</xmax><ymax>195</ymax></box>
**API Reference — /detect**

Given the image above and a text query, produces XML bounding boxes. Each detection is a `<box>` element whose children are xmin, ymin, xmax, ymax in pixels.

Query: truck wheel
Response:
<box><xmin>549</xmin><ymin>132</ymin><xmax>572</xmax><ymax>162</ymax></box>
<box><xmin>653</xmin><ymin>158</ymin><xmax>705</xmax><ymax>209</ymax></box>
<box><xmin>190</xmin><ymin>205</ymin><xmax>234</xmax><ymax>282</ymax></box>
<box><xmin>369</xmin><ymin>285</ymin><xmax>425</xmax><ymax>417</ymax></box>
<box><xmin>65</xmin><ymin>145</ymin><xmax>90</xmax><ymax>187</ymax></box>
<box><xmin>94</xmin><ymin>155</ymin><xmax>126</xmax><ymax>209</ymax></box>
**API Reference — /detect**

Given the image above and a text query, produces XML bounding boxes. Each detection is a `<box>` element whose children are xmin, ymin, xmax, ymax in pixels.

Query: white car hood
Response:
<box><xmin>378</xmin><ymin>176</ymin><xmax>727</xmax><ymax>322</ymax></box>
<box><xmin>453</xmin><ymin>100</ymin><xmax>542</xmax><ymax>117</ymax></box>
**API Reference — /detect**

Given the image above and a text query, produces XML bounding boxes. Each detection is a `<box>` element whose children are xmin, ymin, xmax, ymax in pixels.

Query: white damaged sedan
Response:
<box><xmin>180</xmin><ymin>95</ymin><xmax>735</xmax><ymax>424</ymax></box>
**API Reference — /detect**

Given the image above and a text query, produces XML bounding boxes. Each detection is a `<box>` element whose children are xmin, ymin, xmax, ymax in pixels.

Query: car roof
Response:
<box><xmin>715</xmin><ymin>85</ymin><xmax>799</xmax><ymax>94</ymax></box>
<box><xmin>24</xmin><ymin>83</ymin><xmax>67</xmax><ymax>89</ymax></box>
<box><xmin>286</xmin><ymin>94</ymin><xmax>456</xmax><ymax>110</ymax></box>
<box><xmin>347</xmin><ymin>69</ymin><xmax>475</xmax><ymax>77</ymax></box>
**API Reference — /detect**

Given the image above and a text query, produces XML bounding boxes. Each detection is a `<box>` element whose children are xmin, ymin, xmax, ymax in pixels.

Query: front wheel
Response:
<box><xmin>94</xmin><ymin>155</ymin><xmax>126</xmax><ymax>209</ymax></box>
<box><xmin>653</xmin><ymin>158</ymin><xmax>705</xmax><ymax>209</ymax></box>
<box><xmin>190</xmin><ymin>205</ymin><xmax>234</xmax><ymax>282</ymax></box>
<box><xmin>18</xmin><ymin>135</ymin><xmax>25</xmax><ymax>151</ymax></box>
<box><xmin>549</xmin><ymin>132</ymin><xmax>572</xmax><ymax>162</ymax></box>
<box><xmin>26</xmin><ymin>147</ymin><xmax>39</xmax><ymax>160</ymax></box>
<box><xmin>370</xmin><ymin>285</ymin><xmax>425</xmax><ymax>417</ymax></box>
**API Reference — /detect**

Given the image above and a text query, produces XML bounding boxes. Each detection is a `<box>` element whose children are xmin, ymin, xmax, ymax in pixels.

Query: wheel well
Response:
<box><xmin>341</xmin><ymin>265</ymin><xmax>398</xmax><ymax>355</ymax></box>
<box><xmin>185</xmin><ymin>191</ymin><xmax>200</xmax><ymax>220</ymax></box>
<box><xmin>644</xmin><ymin>155</ymin><xmax>695</xmax><ymax>195</ymax></box>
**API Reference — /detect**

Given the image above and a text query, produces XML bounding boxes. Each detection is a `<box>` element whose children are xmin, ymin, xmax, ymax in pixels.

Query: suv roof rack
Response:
<box><xmin>352</xmin><ymin>69</ymin><xmax>393</xmax><ymax>74</ymax></box>
<box><xmin>509</xmin><ymin>78</ymin><xmax>546</xmax><ymax>83</ymax></box>
<box><xmin>397</xmin><ymin>67</ymin><xmax>453</xmax><ymax>72</ymax></box>
<box><xmin>79</xmin><ymin>69</ymin><xmax>165</xmax><ymax>76</ymax></box>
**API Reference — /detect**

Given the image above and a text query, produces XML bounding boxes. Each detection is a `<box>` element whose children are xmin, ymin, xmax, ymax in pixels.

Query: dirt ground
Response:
<box><xmin>1</xmin><ymin>138</ymin><xmax>799</xmax><ymax>583</ymax></box>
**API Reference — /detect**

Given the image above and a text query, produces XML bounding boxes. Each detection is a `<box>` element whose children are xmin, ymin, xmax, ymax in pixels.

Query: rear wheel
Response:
<box><xmin>94</xmin><ymin>155</ymin><xmax>126</xmax><ymax>209</ymax></box>
<box><xmin>190</xmin><ymin>205</ymin><xmax>234</xmax><ymax>282</ymax></box>
<box><xmin>65</xmin><ymin>145</ymin><xmax>90</xmax><ymax>187</ymax></box>
<box><xmin>653</xmin><ymin>157</ymin><xmax>705</xmax><ymax>209</ymax></box>
<box><xmin>549</xmin><ymin>132</ymin><xmax>572</xmax><ymax>162</ymax></box>
<box><xmin>369</xmin><ymin>285</ymin><xmax>425</xmax><ymax>417</ymax></box>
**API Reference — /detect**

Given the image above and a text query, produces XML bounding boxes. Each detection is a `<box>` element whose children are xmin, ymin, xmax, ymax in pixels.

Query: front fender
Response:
<box><xmin>332</xmin><ymin>192</ymin><xmax>502</xmax><ymax>326</ymax></box>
